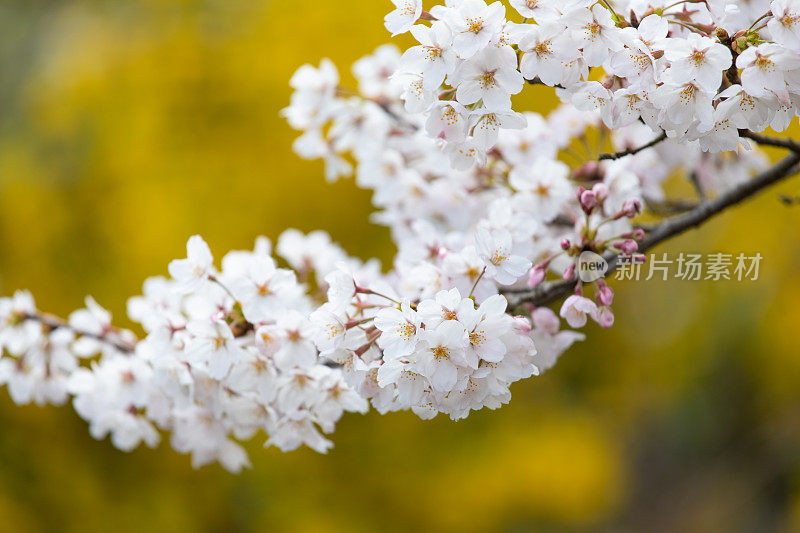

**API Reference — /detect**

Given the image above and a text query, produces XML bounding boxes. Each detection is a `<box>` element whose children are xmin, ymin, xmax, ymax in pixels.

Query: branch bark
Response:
<box><xmin>23</xmin><ymin>312</ymin><xmax>136</xmax><ymax>354</ymax></box>
<box><xmin>598</xmin><ymin>132</ymin><xmax>668</xmax><ymax>161</ymax></box>
<box><xmin>503</xmin><ymin>151</ymin><xmax>800</xmax><ymax>309</ymax></box>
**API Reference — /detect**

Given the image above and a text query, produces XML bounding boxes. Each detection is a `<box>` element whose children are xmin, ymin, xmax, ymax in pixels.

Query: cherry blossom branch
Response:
<box><xmin>21</xmin><ymin>312</ymin><xmax>136</xmax><ymax>353</ymax></box>
<box><xmin>598</xmin><ymin>132</ymin><xmax>668</xmax><ymax>160</ymax></box>
<box><xmin>504</xmin><ymin>151</ymin><xmax>800</xmax><ymax>309</ymax></box>
<box><xmin>739</xmin><ymin>130</ymin><xmax>800</xmax><ymax>152</ymax></box>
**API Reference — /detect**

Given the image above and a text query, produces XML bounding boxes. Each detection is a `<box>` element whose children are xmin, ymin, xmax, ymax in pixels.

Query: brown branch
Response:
<box><xmin>22</xmin><ymin>312</ymin><xmax>136</xmax><ymax>354</ymax></box>
<box><xmin>599</xmin><ymin>132</ymin><xmax>668</xmax><ymax>160</ymax></box>
<box><xmin>503</xmin><ymin>151</ymin><xmax>800</xmax><ymax>309</ymax></box>
<box><xmin>739</xmin><ymin>130</ymin><xmax>800</xmax><ymax>152</ymax></box>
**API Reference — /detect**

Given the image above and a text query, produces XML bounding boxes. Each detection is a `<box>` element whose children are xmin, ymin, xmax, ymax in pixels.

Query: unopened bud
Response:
<box><xmin>592</xmin><ymin>183</ymin><xmax>609</xmax><ymax>202</ymax></box>
<box><xmin>596</xmin><ymin>279</ymin><xmax>614</xmax><ymax>307</ymax></box>
<box><xmin>531</xmin><ymin>307</ymin><xmax>560</xmax><ymax>335</ymax></box>
<box><xmin>527</xmin><ymin>264</ymin><xmax>546</xmax><ymax>288</ymax></box>
<box><xmin>563</xmin><ymin>262</ymin><xmax>576</xmax><ymax>281</ymax></box>
<box><xmin>621</xmin><ymin>198</ymin><xmax>642</xmax><ymax>218</ymax></box>
<box><xmin>561</xmin><ymin>238</ymin><xmax>571</xmax><ymax>251</ymax></box>
<box><xmin>616</xmin><ymin>239</ymin><xmax>639</xmax><ymax>255</ymax></box>
<box><xmin>580</xmin><ymin>190</ymin><xmax>598</xmax><ymax>213</ymax></box>
<box><xmin>594</xmin><ymin>307</ymin><xmax>615</xmax><ymax>329</ymax></box>
<box><xmin>572</xmin><ymin>161</ymin><xmax>603</xmax><ymax>182</ymax></box>
<box><xmin>715</xmin><ymin>27</ymin><xmax>730</xmax><ymax>42</ymax></box>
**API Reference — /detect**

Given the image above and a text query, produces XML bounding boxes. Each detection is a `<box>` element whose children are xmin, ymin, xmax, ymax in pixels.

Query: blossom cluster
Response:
<box><xmin>0</xmin><ymin>234</ymin><xmax>373</xmax><ymax>471</ymax></box>
<box><xmin>1</xmin><ymin>0</ymin><xmax>796</xmax><ymax>471</ymax></box>
<box><xmin>384</xmin><ymin>0</ymin><xmax>800</xmax><ymax>156</ymax></box>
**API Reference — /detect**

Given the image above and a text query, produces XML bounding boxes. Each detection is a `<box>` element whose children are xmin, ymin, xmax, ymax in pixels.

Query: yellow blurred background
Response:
<box><xmin>1</xmin><ymin>1</ymin><xmax>800</xmax><ymax>531</ymax></box>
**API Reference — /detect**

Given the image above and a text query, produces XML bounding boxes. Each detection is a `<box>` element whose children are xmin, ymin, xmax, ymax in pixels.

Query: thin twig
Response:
<box><xmin>739</xmin><ymin>131</ymin><xmax>800</xmax><ymax>152</ymax></box>
<box><xmin>599</xmin><ymin>132</ymin><xmax>668</xmax><ymax>161</ymax></box>
<box><xmin>22</xmin><ymin>312</ymin><xmax>136</xmax><ymax>354</ymax></box>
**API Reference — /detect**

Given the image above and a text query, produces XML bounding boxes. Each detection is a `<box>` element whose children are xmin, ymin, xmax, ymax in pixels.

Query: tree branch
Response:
<box><xmin>598</xmin><ymin>132</ymin><xmax>668</xmax><ymax>161</ymax></box>
<box><xmin>503</xmin><ymin>151</ymin><xmax>800</xmax><ymax>309</ymax></box>
<box><xmin>739</xmin><ymin>130</ymin><xmax>800</xmax><ymax>152</ymax></box>
<box><xmin>22</xmin><ymin>312</ymin><xmax>136</xmax><ymax>354</ymax></box>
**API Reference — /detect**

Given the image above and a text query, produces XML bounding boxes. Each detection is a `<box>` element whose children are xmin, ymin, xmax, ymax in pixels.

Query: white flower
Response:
<box><xmin>508</xmin><ymin>159</ymin><xmax>572</xmax><ymax>222</ymax></box>
<box><xmin>384</xmin><ymin>0</ymin><xmax>423</xmax><ymax>36</ymax></box>
<box><xmin>459</xmin><ymin>294</ymin><xmax>510</xmax><ymax>367</ymax></box>
<box><xmin>168</xmin><ymin>235</ymin><xmax>215</xmax><ymax>292</ymax></box>
<box><xmin>661</xmin><ymin>33</ymin><xmax>732</xmax><ymax>93</ymax></box>
<box><xmin>309</xmin><ymin>304</ymin><xmax>348</xmax><ymax>355</ymax></box>
<box><xmin>469</xmin><ymin>108</ymin><xmax>526</xmax><ymax>150</ymax></box>
<box><xmin>415</xmin><ymin>321</ymin><xmax>469</xmax><ymax>392</ymax></box>
<box><xmin>653</xmin><ymin>81</ymin><xmax>714</xmax><ymax>134</ymax></box>
<box><xmin>452</xmin><ymin>47</ymin><xmax>524</xmax><ymax>110</ymax></box>
<box><xmin>375</xmin><ymin>301</ymin><xmax>422</xmax><ymax>359</ymax></box>
<box><xmin>417</xmin><ymin>288</ymin><xmax>473</xmax><ymax>329</ymax></box>
<box><xmin>430</xmin><ymin>0</ymin><xmax>506</xmax><ymax>59</ymax></box>
<box><xmin>566</xmin><ymin>4</ymin><xmax>624</xmax><ymax>66</ymax></box>
<box><xmin>186</xmin><ymin>320</ymin><xmax>246</xmax><ymax>379</ymax></box>
<box><xmin>425</xmin><ymin>101</ymin><xmax>469</xmax><ymax>143</ymax></box>
<box><xmin>519</xmin><ymin>23</ymin><xmax>575</xmax><ymax>86</ymax></box>
<box><xmin>229</xmin><ymin>260</ymin><xmax>300</xmax><ymax>324</ymax></box>
<box><xmin>529</xmin><ymin>307</ymin><xmax>584</xmax><ymax>372</ymax></box>
<box><xmin>737</xmin><ymin>43</ymin><xmax>800</xmax><ymax>100</ymax></box>
<box><xmin>508</xmin><ymin>0</ymin><xmax>557</xmax><ymax>19</ymax></box>
<box><xmin>400</xmin><ymin>22</ymin><xmax>456</xmax><ymax>90</ymax></box>
<box><xmin>559</xmin><ymin>295</ymin><xmax>598</xmax><ymax>328</ymax></box>
<box><xmin>715</xmin><ymin>84</ymin><xmax>776</xmax><ymax>131</ymax></box>
<box><xmin>475</xmin><ymin>227</ymin><xmax>532</xmax><ymax>285</ymax></box>
<box><xmin>769</xmin><ymin>0</ymin><xmax>800</xmax><ymax>50</ymax></box>
<box><xmin>0</xmin><ymin>291</ymin><xmax>40</xmax><ymax>355</ymax></box>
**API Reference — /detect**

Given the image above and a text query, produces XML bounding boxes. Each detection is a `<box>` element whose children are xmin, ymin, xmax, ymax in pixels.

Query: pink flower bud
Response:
<box><xmin>531</xmin><ymin>307</ymin><xmax>560</xmax><ymax>335</ymax></box>
<box><xmin>594</xmin><ymin>307</ymin><xmax>615</xmax><ymax>329</ymax></box>
<box><xmin>580</xmin><ymin>190</ymin><xmax>598</xmax><ymax>213</ymax></box>
<box><xmin>527</xmin><ymin>264</ymin><xmax>546</xmax><ymax>287</ymax></box>
<box><xmin>592</xmin><ymin>183</ymin><xmax>608</xmax><ymax>202</ymax></box>
<box><xmin>561</xmin><ymin>238</ymin><xmax>571</xmax><ymax>251</ymax></box>
<box><xmin>563</xmin><ymin>263</ymin><xmax>576</xmax><ymax>281</ymax></box>
<box><xmin>576</xmin><ymin>186</ymin><xmax>586</xmax><ymax>203</ymax></box>
<box><xmin>511</xmin><ymin>315</ymin><xmax>532</xmax><ymax>334</ymax></box>
<box><xmin>596</xmin><ymin>280</ymin><xmax>614</xmax><ymax>307</ymax></box>
<box><xmin>621</xmin><ymin>198</ymin><xmax>642</xmax><ymax>218</ymax></box>
<box><xmin>616</xmin><ymin>239</ymin><xmax>638</xmax><ymax>255</ymax></box>
<box><xmin>632</xmin><ymin>228</ymin><xmax>645</xmax><ymax>241</ymax></box>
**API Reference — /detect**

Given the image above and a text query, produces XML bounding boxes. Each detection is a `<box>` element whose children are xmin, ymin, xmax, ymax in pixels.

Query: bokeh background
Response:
<box><xmin>1</xmin><ymin>1</ymin><xmax>800</xmax><ymax>531</ymax></box>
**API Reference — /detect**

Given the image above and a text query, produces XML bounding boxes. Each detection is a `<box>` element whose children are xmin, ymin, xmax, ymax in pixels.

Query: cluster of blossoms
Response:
<box><xmin>383</xmin><ymin>0</ymin><xmax>800</xmax><ymax>157</ymax></box>
<box><xmin>0</xmin><ymin>234</ymin><xmax>372</xmax><ymax>471</ymax></box>
<box><xmin>1</xmin><ymin>0</ymin><xmax>798</xmax><ymax>471</ymax></box>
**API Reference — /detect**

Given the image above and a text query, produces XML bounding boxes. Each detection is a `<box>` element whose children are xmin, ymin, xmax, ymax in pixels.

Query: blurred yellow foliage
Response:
<box><xmin>0</xmin><ymin>1</ymin><xmax>799</xmax><ymax>531</ymax></box>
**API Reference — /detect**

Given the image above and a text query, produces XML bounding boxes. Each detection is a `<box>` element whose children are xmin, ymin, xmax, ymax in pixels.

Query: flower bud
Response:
<box><xmin>561</xmin><ymin>238</ymin><xmax>571</xmax><ymax>251</ymax></box>
<box><xmin>592</xmin><ymin>183</ymin><xmax>609</xmax><ymax>202</ymax></box>
<box><xmin>511</xmin><ymin>315</ymin><xmax>532</xmax><ymax>334</ymax></box>
<box><xmin>572</xmin><ymin>161</ymin><xmax>603</xmax><ymax>182</ymax></box>
<box><xmin>563</xmin><ymin>262</ymin><xmax>576</xmax><ymax>281</ymax></box>
<box><xmin>531</xmin><ymin>307</ymin><xmax>560</xmax><ymax>335</ymax></box>
<box><xmin>621</xmin><ymin>198</ymin><xmax>642</xmax><ymax>218</ymax></box>
<box><xmin>527</xmin><ymin>264</ymin><xmax>546</xmax><ymax>287</ymax></box>
<box><xmin>594</xmin><ymin>307</ymin><xmax>615</xmax><ymax>329</ymax></box>
<box><xmin>580</xmin><ymin>190</ymin><xmax>598</xmax><ymax>213</ymax></box>
<box><xmin>616</xmin><ymin>239</ymin><xmax>638</xmax><ymax>255</ymax></box>
<box><xmin>596</xmin><ymin>279</ymin><xmax>614</xmax><ymax>307</ymax></box>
